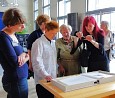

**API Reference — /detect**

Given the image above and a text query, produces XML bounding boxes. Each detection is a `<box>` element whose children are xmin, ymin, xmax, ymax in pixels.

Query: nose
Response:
<box><xmin>64</xmin><ymin>32</ymin><xmax>68</xmax><ymax>36</ymax></box>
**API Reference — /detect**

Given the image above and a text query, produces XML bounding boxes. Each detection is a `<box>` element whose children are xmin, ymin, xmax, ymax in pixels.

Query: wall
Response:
<box><xmin>71</xmin><ymin>0</ymin><xmax>86</xmax><ymax>31</ymax></box>
<box><xmin>0</xmin><ymin>0</ymin><xmax>34</xmax><ymax>34</ymax></box>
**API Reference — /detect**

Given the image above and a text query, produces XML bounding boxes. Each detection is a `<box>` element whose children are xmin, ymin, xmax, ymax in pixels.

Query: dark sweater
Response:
<box><xmin>71</xmin><ymin>33</ymin><xmax>109</xmax><ymax>72</ymax></box>
<box><xmin>27</xmin><ymin>28</ymin><xmax>43</xmax><ymax>50</ymax></box>
<box><xmin>0</xmin><ymin>31</ymin><xmax>28</xmax><ymax>85</ymax></box>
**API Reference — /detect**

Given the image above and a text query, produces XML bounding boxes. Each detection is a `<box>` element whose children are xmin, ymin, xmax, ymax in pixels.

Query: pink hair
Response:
<box><xmin>82</xmin><ymin>16</ymin><xmax>104</xmax><ymax>40</ymax></box>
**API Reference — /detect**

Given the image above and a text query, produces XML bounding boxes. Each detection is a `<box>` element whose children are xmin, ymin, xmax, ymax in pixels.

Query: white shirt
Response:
<box><xmin>31</xmin><ymin>35</ymin><xmax>57</xmax><ymax>84</ymax></box>
<box><xmin>104</xmin><ymin>31</ymin><xmax>113</xmax><ymax>51</ymax></box>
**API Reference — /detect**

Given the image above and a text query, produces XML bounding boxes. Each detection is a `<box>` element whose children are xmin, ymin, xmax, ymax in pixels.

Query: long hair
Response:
<box><xmin>82</xmin><ymin>16</ymin><xmax>104</xmax><ymax>40</ymax></box>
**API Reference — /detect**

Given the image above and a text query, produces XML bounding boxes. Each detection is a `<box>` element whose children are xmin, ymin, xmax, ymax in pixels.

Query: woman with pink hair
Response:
<box><xmin>73</xmin><ymin>16</ymin><xmax>109</xmax><ymax>72</ymax></box>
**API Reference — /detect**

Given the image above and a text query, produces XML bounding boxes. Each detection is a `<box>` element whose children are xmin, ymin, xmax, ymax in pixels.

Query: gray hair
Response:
<box><xmin>101</xmin><ymin>21</ymin><xmax>109</xmax><ymax>28</ymax></box>
<box><xmin>60</xmin><ymin>24</ymin><xmax>72</xmax><ymax>33</ymax></box>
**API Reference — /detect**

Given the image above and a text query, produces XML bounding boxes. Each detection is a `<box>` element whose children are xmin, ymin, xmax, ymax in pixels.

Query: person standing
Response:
<box><xmin>100</xmin><ymin>21</ymin><xmax>114</xmax><ymax>61</ymax></box>
<box><xmin>31</xmin><ymin>20</ymin><xmax>59</xmax><ymax>98</ymax></box>
<box><xmin>0</xmin><ymin>8</ymin><xmax>29</xmax><ymax>98</ymax></box>
<box><xmin>75</xmin><ymin>16</ymin><xmax>109</xmax><ymax>72</ymax></box>
<box><xmin>56</xmin><ymin>24</ymin><xmax>81</xmax><ymax>76</ymax></box>
<box><xmin>27</xmin><ymin>14</ymin><xmax>50</xmax><ymax>71</ymax></box>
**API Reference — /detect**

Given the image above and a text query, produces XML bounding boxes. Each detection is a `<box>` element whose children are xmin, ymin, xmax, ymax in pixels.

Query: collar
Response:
<box><xmin>44</xmin><ymin>35</ymin><xmax>51</xmax><ymax>43</ymax></box>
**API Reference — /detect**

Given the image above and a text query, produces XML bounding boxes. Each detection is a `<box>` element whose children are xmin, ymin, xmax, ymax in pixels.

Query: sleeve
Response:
<box><xmin>31</xmin><ymin>39</ymin><xmax>49</xmax><ymax>79</ymax></box>
<box><xmin>110</xmin><ymin>31</ymin><xmax>114</xmax><ymax>43</ymax></box>
<box><xmin>0</xmin><ymin>36</ymin><xmax>19</xmax><ymax>68</ymax></box>
<box><xmin>27</xmin><ymin>32</ymin><xmax>38</xmax><ymax>50</ymax></box>
<box><xmin>97</xmin><ymin>33</ymin><xmax>105</xmax><ymax>55</ymax></box>
<box><xmin>55</xmin><ymin>40</ymin><xmax>60</xmax><ymax>60</ymax></box>
<box><xmin>70</xmin><ymin>38</ymin><xmax>83</xmax><ymax>54</ymax></box>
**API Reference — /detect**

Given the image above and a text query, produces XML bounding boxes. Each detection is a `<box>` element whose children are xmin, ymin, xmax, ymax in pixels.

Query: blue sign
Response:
<box><xmin>0</xmin><ymin>12</ymin><xmax>5</xmax><ymax>30</ymax></box>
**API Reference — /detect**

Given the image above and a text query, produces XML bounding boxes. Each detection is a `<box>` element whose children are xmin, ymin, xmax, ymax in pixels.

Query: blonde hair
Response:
<box><xmin>36</xmin><ymin>14</ymin><xmax>50</xmax><ymax>26</ymax></box>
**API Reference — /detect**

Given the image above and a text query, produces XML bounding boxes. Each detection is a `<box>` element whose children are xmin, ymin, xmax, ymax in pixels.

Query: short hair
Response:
<box><xmin>2</xmin><ymin>8</ymin><xmax>26</xmax><ymax>26</ymax></box>
<box><xmin>101</xmin><ymin>21</ymin><xmax>109</xmax><ymax>28</ymax></box>
<box><xmin>36</xmin><ymin>14</ymin><xmax>50</xmax><ymax>26</ymax></box>
<box><xmin>60</xmin><ymin>24</ymin><xmax>72</xmax><ymax>33</ymax></box>
<box><xmin>45</xmin><ymin>20</ymin><xmax>59</xmax><ymax>31</ymax></box>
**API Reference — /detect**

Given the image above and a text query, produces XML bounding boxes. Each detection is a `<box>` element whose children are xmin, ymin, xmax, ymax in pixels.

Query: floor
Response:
<box><xmin>0</xmin><ymin>65</ymin><xmax>37</xmax><ymax>98</ymax></box>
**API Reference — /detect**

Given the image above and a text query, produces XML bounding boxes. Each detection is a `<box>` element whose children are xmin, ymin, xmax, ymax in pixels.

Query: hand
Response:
<box><xmin>29</xmin><ymin>62</ymin><xmax>33</xmax><ymax>71</ymax></box>
<box><xmin>85</xmin><ymin>35</ymin><xmax>93</xmax><ymax>42</ymax></box>
<box><xmin>45</xmin><ymin>75</ymin><xmax>52</xmax><ymax>82</ymax></box>
<box><xmin>58</xmin><ymin>65</ymin><xmax>65</xmax><ymax>76</ymax></box>
<box><xmin>18</xmin><ymin>53</ymin><xmax>29</xmax><ymax>67</ymax></box>
<box><xmin>76</xmin><ymin>32</ymin><xmax>83</xmax><ymax>39</ymax></box>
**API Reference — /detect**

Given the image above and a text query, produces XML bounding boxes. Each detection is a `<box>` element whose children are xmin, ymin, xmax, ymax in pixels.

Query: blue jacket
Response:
<box><xmin>0</xmin><ymin>31</ymin><xmax>28</xmax><ymax>85</ymax></box>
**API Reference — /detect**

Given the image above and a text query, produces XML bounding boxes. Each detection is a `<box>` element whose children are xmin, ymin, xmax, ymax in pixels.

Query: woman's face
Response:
<box><xmin>46</xmin><ymin>29</ymin><xmax>58</xmax><ymax>40</ymax></box>
<box><xmin>12</xmin><ymin>23</ymin><xmax>25</xmax><ymax>32</ymax></box>
<box><xmin>85</xmin><ymin>22</ymin><xmax>95</xmax><ymax>35</ymax></box>
<box><xmin>61</xmin><ymin>28</ymin><xmax>71</xmax><ymax>40</ymax></box>
<box><xmin>100</xmin><ymin>23</ymin><xmax>106</xmax><ymax>30</ymax></box>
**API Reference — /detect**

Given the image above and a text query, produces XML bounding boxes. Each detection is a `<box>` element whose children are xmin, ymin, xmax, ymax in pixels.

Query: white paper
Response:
<box><xmin>82</xmin><ymin>71</ymin><xmax>113</xmax><ymax>79</ymax></box>
<box><xmin>58</xmin><ymin>75</ymin><xmax>96</xmax><ymax>86</ymax></box>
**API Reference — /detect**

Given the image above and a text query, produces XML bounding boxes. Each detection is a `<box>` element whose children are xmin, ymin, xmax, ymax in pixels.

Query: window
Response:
<box><xmin>88</xmin><ymin>0</ymin><xmax>115</xmax><ymax>11</ymax></box>
<box><xmin>43</xmin><ymin>0</ymin><xmax>50</xmax><ymax>16</ymax></box>
<box><xmin>43</xmin><ymin>0</ymin><xmax>50</xmax><ymax>6</ymax></box>
<box><xmin>87</xmin><ymin>0</ymin><xmax>115</xmax><ymax>73</ymax></box>
<box><xmin>43</xmin><ymin>6</ymin><xmax>50</xmax><ymax>16</ymax></box>
<box><xmin>33</xmin><ymin>0</ymin><xmax>38</xmax><ymax>29</ymax></box>
<box><xmin>57</xmin><ymin>0</ymin><xmax>71</xmax><ymax>38</ymax></box>
<box><xmin>86</xmin><ymin>0</ymin><xmax>115</xmax><ymax>33</ymax></box>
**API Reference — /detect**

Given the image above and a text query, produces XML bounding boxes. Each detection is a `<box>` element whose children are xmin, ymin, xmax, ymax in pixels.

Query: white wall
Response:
<box><xmin>71</xmin><ymin>0</ymin><xmax>86</xmax><ymax>31</ymax></box>
<box><xmin>0</xmin><ymin>0</ymin><xmax>34</xmax><ymax>34</ymax></box>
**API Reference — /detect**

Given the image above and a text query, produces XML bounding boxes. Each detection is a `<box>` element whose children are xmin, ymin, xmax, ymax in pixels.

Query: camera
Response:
<box><xmin>81</xmin><ymin>36</ymin><xmax>85</xmax><ymax>40</ymax></box>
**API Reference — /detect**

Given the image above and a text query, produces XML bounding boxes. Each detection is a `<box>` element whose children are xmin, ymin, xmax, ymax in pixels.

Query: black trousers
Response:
<box><xmin>36</xmin><ymin>84</ymin><xmax>54</xmax><ymax>98</ymax></box>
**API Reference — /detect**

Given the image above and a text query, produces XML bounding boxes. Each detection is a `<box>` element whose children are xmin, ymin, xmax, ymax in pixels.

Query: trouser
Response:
<box><xmin>105</xmin><ymin>49</ymin><xmax>110</xmax><ymax>61</ymax></box>
<box><xmin>36</xmin><ymin>84</ymin><xmax>54</xmax><ymax>98</ymax></box>
<box><xmin>3</xmin><ymin>78</ymin><xmax>28</xmax><ymax>98</ymax></box>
